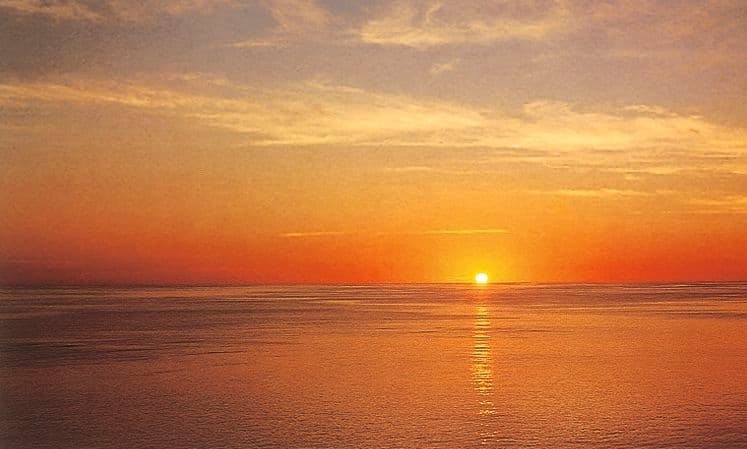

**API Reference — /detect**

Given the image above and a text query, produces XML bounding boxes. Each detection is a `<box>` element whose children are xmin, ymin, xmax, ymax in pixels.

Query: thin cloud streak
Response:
<box><xmin>534</xmin><ymin>189</ymin><xmax>651</xmax><ymax>198</ymax></box>
<box><xmin>223</xmin><ymin>38</ymin><xmax>287</xmax><ymax>49</ymax></box>
<box><xmin>430</xmin><ymin>59</ymin><xmax>459</xmax><ymax>75</ymax></box>
<box><xmin>414</xmin><ymin>229</ymin><xmax>509</xmax><ymax>235</ymax></box>
<box><xmin>359</xmin><ymin>0</ymin><xmax>571</xmax><ymax>47</ymax></box>
<box><xmin>263</xmin><ymin>0</ymin><xmax>330</xmax><ymax>32</ymax></box>
<box><xmin>223</xmin><ymin>0</ymin><xmax>334</xmax><ymax>48</ymax></box>
<box><xmin>529</xmin><ymin>188</ymin><xmax>682</xmax><ymax>198</ymax></box>
<box><xmin>689</xmin><ymin>195</ymin><xmax>747</xmax><ymax>214</ymax></box>
<box><xmin>0</xmin><ymin>0</ymin><xmax>238</xmax><ymax>22</ymax></box>
<box><xmin>280</xmin><ymin>228</ymin><xmax>510</xmax><ymax>238</ymax></box>
<box><xmin>280</xmin><ymin>231</ymin><xmax>350</xmax><ymax>238</ymax></box>
<box><xmin>383</xmin><ymin>166</ymin><xmax>487</xmax><ymax>176</ymax></box>
<box><xmin>0</xmin><ymin>0</ymin><xmax>101</xmax><ymax>21</ymax></box>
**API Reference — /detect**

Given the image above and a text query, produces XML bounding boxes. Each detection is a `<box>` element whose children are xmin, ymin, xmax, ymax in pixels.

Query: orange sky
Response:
<box><xmin>1</xmin><ymin>0</ymin><xmax>746</xmax><ymax>284</ymax></box>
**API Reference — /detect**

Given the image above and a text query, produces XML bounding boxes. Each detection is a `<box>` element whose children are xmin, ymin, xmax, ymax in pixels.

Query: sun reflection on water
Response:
<box><xmin>471</xmin><ymin>303</ymin><xmax>498</xmax><ymax>444</ymax></box>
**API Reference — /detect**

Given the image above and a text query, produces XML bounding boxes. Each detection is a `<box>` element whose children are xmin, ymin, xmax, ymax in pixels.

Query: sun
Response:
<box><xmin>474</xmin><ymin>272</ymin><xmax>489</xmax><ymax>284</ymax></box>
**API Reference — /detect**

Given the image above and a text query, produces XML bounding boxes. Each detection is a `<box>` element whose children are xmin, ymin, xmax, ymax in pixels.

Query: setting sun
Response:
<box><xmin>475</xmin><ymin>273</ymin><xmax>489</xmax><ymax>284</ymax></box>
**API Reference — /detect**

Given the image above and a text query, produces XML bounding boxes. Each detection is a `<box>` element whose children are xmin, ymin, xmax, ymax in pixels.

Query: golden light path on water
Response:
<box><xmin>471</xmin><ymin>300</ymin><xmax>498</xmax><ymax>445</ymax></box>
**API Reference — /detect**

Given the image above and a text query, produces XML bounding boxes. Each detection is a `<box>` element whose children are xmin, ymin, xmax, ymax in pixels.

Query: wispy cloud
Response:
<box><xmin>531</xmin><ymin>189</ymin><xmax>657</xmax><ymax>198</ymax></box>
<box><xmin>0</xmin><ymin>0</ymin><xmax>102</xmax><ymax>21</ymax></box>
<box><xmin>608</xmin><ymin>166</ymin><xmax>685</xmax><ymax>176</ymax></box>
<box><xmin>383</xmin><ymin>165</ymin><xmax>435</xmax><ymax>173</ymax></box>
<box><xmin>1</xmin><ymin>74</ymin><xmax>745</xmax><ymax>173</ymax></box>
<box><xmin>280</xmin><ymin>231</ymin><xmax>350</xmax><ymax>238</ymax></box>
<box><xmin>359</xmin><ymin>0</ymin><xmax>570</xmax><ymax>48</ymax></box>
<box><xmin>223</xmin><ymin>38</ymin><xmax>288</xmax><ymax>49</ymax></box>
<box><xmin>689</xmin><ymin>195</ymin><xmax>747</xmax><ymax>214</ymax></box>
<box><xmin>414</xmin><ymin>228</ymin><xmax>509</xmax><ymax>235</ymax></box>
<box><xmin>280</xmin><ymin>228</ymin><xmax>509</xmax><ymax>238</ymax></box>
<box><xmin>226</xmin><ymin>0</ymin><xmax>332</xmax><ymax>49</ymax></box>
<box><xmin>110</xmin><ymin>0</ymin><xmax>238</xmax><ymax>21</ymax></box>
<box><xmin>263</xmin><ymin>0</ymin><xmax>329</xmax><ymax>32</ymax></box>
<box><xmin>0</xmin><ymin>0</ymin><xmax>237</xmax><ymax>22</ymax></box>
<box><xmin>578</xmin><ymin>1</ymin><xmax>746</xmax><ymax>62</ymax></box>
<box><xmin>430</xmin><ymin>59</ymin><xmax>459</xmax><ymax>75</ymax></box>
<box><xmin>0</xmin><ymin>75</ymin><xmax>484</xmax><ymax>146</ymax></box>
<box><xmin>383</xmin><ymin>166</ymin><xmax>488</xmax><ymax>176</ymax></box>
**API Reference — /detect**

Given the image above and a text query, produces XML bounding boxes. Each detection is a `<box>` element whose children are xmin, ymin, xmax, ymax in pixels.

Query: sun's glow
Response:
<box><xmin>475</xmin><ymin>272</ymin><xmax>489</xmax><ymax>284</ymax></box>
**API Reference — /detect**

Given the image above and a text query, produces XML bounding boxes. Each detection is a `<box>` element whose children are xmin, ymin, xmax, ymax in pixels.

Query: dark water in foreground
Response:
<box><xmin>1</xmin><ymin>284</ymin><xmax>746</xmax><ymax>448</ymax></box>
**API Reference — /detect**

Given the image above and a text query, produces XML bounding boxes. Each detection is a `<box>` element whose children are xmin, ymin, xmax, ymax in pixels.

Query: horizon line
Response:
<box><xmin>3</xmin><ymin>280</ymin><xmax>747</xmax><ymax>289</ymax></box>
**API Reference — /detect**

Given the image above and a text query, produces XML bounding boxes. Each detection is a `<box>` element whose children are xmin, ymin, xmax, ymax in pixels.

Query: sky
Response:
<box><xmin>1</xmin><ymin>0</ymin><xmax>746</xmax><ymax>284</ymax></box>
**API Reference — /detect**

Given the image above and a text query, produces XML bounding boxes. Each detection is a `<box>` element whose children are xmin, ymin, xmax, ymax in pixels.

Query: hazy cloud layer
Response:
<box><xmin>2</xmin><ymin>74</ymin><xmax>743</xmax><ymax>159</ymax></box>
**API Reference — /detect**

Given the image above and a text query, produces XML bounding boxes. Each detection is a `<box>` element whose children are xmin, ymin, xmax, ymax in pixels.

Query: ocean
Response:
<box><xmin>1</xmin><ymin>284</ymin><xmax>746</xmax><ymax>448</ymax></box>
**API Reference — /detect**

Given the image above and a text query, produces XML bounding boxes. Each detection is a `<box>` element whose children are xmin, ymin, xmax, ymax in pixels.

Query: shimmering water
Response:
<box><xmin>1</xmin><ymin>284</ymin><xmax>746</xmax><ymax>448</ymax></box>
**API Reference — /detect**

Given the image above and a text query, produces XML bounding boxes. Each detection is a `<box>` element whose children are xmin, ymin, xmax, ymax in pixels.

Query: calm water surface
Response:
<box><xmin>1</xmin><ymin>284</ymin><xmax>746</xmax><ymax>448</ymax></box>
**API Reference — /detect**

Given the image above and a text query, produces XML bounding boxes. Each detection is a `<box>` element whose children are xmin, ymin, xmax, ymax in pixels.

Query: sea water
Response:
<box><xmin>1</xmin><ymin>284</ymin><xmax>746</xmax><ymax>448</ymax></box>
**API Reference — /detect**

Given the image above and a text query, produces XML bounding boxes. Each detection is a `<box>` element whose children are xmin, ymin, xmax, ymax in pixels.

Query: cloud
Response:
<box><xmin>224</xmin><ymin>38</ymin><xmax>287</xmax><ymax>49</ymax></box>
<box><xmin>359</xmin><ymin>0</ymin><xmax>570</xmax><ymax>47</ymax></box>
<box><xmin>0</xmin><ymin>0</ymin><xmax>102</xmax><ymax>21</ymax></box>
<box><xmin>280</xmin><ymin>231</ymin><xmax>349</xmax><ymax>238</ymax></box>
<box><xmin>429</xmin><ymin>59</ymin><xmax>459</xmax><ymax>75</ymax></box>
<box><xmin>531</xmin><ymin>189</ymin><xmax>656</xmax><ymax>198</ymax></box>
<box><xmin>263</xmin><ymin>0</ymin><xmax>329</xmax><ymax>32</ymax></box>
<box><xmin>225</xmin><ymin>0</ymin><xmax>332</xmax><ymax>48</ymax></box>
<box><xmin>579</xmin><ymin>0</ymin><xmax>745</xmax><ymax>45</ymax></box>
<box><xmin>383</xmin><ymin>166</ymin><xmax>436</xmax><ymax>173</ymax></box>
<box><xmin>280</xmin><ymin>228</ymin><xmax>510</xmax><ymax>238</ymax></box>
<box><xmin>689</xmin><ymin>195</ymin><xmax>747</xmax><ymax>214</ymax></box>
<box><xmin>414</xmin><ymin>228</ymin><xmax>509</xmax><ymax>235</ymax></box>
<box><xmin>109</xmin><ymin>0</ymin><xmax>238</xmax><ymax>21</ymax></box>
<box><xmin>1</xmin><ymin>74</ymin><xmax>744</xmax><ymax>170</ymax></box>
<box><xmin>570</xmin><ymin>0</ymin><xmax>747</xmax><ymax>70</ymax></box>
<box><xmin>0</xmin><ymin>0</ymin><xmax>238</xmax><ymax>22</ymax></box>
<box><xmin>499</xmin><ymin>101</ymin><xmax>747</xmax><ymax>166</ymax></box>
<box><xmin>383</xmin><ymin>166</ymin><xmax>490</xmax><ymax>176</ymax></box>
